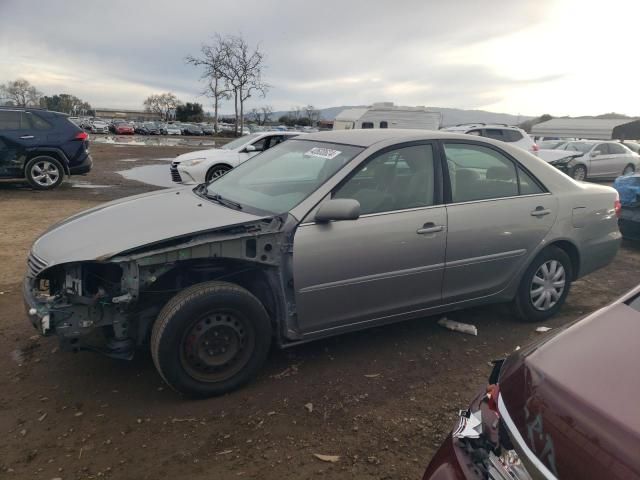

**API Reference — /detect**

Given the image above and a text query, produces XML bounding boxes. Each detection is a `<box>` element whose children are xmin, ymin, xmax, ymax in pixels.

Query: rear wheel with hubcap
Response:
<box><xmin>25</xmin><ymin>156</ymin><xmax>64</xmax><ymax>190</ymax></box>
<box><xmin>514</xmin><ymin>246</ymin><xmax>573</xmax><ymax>322</ymax></box>
<box><xmin>151</xmin><ymin>281</ymin><xmax>272</xmax><ymax>397</ymax></box>
<box><xmin>571</xmin><ymin>164</ymin><xmax>587</xmax><ymax>181</ymax></box>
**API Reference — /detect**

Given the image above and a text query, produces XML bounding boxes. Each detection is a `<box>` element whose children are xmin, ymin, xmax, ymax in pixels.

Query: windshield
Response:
<box><xmin>204</xmin><ymin>139</ymin><xmax>364</xmax><ymax>214</ymax></box>
<box><xmin>222</xmin><ymin>133</ymin><xmax>261</xmax><ymax>150</ymax></box>
<box><xmin>561</xmin><ymin>141</ymin><xmax>594</xmax><ymax>153</ymax></box>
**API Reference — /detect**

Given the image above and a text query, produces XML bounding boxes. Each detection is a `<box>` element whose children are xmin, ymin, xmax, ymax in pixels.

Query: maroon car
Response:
<box><xmin>113</xmin><ymin>122</ymin><xmax>134</xmax><ymax>135</ymax></box>
<box><xmin>423</xmin><ymin>285</ymin><xmax>640</xmax><ymax>480</ymax></box>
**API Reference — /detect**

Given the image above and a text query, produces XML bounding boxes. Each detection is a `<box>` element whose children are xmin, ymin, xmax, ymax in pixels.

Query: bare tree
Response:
<box><xmin>248</xmin><ymin>105</ymin><xmax>273</xmax><ymax>125</ymax></box>
<box><xmin>143</xmin><ymin>93</ymin><xmax>181</xmax><ymax>120</ymax></box>
<box><xmin>0</xmin><ymin>78</ymin><xmax>42</xmax><ymax>106</ymax></box>
<box><xmin>220</xmin><ymin>35</ymin><xmax>269</xmax><ymax>135</ymax></box>
<box><xmin>186</xmin><ymin>35</ymin><xmax>233</xmax><ymax>133</ymax></box>
<box><xmin>304</xmin><ymin>105</ymin><xmax>321</xmax><ymax>126</ymax></box>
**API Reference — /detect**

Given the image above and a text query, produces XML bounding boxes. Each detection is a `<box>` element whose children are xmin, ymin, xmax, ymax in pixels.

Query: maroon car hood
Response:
<box><xmin>499</xmin><ymin>302</ymin><xmax>640</xmax><ymax>479</ymax></box>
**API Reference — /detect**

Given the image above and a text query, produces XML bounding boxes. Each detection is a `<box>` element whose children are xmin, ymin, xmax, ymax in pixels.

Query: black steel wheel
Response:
<box><xmin>151</xmin><ymin>281</ymin><xmax>272</xmax><ymax>397</ymax></box>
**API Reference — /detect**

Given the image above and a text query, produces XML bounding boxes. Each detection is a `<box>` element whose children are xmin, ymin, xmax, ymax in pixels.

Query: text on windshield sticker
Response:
<box><xmin>304</xmin><ymin>147</ymin><xmax>342</xmax><ymax>159</ymax></box>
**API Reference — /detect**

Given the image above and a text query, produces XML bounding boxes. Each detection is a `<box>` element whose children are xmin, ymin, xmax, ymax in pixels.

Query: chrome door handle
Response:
<box><xmin>19</xmin><ymin>135</ymin><xmax>35</xmax><ymax>139</ymax></box>
<box><xmin>417</xmin><ymin>223</ymin><xmax>444</xmax><ymax>234</ymax></box>
<box><xmin>531</xmin><ymin>207</ymin><xmax>551</xmax><ymax>217</ymax></box>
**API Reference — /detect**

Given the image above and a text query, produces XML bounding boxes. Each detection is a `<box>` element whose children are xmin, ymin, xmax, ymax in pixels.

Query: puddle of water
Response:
<box><xmin>70</xmin><ymin>181</ymin><xmax>113</xmax><ymax>189</ymax></box>
<box><xmin>118</xmin><ymin>157</ymin><xmax>175</xmax><ymax>163</ymax></box>
<box><xmin>117</xmin><ymin>164</ymin><xmax>176</xmax><ymax>188</ymax></box>
<box><xmin>93</xmin><ymin>135</ymin><xmax>216</xmax><ymax>148</ymax></box>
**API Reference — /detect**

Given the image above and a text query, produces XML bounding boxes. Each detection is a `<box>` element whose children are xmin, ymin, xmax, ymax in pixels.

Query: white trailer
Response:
<box><xmin>333</xmin><ymin>102</ymin><xmax>441</xmax><ymax>131</ymax></box>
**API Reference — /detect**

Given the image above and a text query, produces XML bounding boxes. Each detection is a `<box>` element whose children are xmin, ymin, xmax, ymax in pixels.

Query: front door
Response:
<box><xmin>442</xmin><ymin>142</ymin><xmax>557</xmax><ymax>302</ymax></box>
<box><xmin>588</xmin><ymin>143</ymin><xmax>616</xmax><ymax>178</ymax></box>
<box><xmin>293</xmin><ymin>143</ymin><xmax>447</xmax><ymax>333</ymax></box>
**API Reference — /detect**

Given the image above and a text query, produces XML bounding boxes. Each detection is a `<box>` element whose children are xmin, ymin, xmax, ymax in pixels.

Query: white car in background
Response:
<box><xmin>170</xmin><ymin>131</ymin><xmax>303</xmax><ymax>184</ymax></box>
<box><xmin>164</xmin><ymin>124</ymin><xmax>182</xmax><ymax>135</ymax></box>
<box><xmin>90</xmin><ymin>120</ymin><xmax>110</xmax><ymax>134</ymax></box>
<box><xmin>441</xmin><ymin>124</ymin><xmax>578</xmax><ymax>164</ymax></box>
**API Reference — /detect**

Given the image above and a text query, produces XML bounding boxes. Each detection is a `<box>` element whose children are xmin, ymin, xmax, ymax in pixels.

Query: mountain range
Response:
<box><xmin>266</xmin><ymin>105</ymin><xmax>534</xmax><ymax>126</ymax></box>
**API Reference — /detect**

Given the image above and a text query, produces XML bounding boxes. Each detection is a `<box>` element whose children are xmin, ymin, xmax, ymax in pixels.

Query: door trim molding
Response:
<box><xmin>446</xmin><ymin>249</ymin><xmax>527</xmax><ymax>268</ymax></box>
<box><xmin>298</xmin><ymin>262</ymin><xmax>445</xmax><ymax>294</ymax></box>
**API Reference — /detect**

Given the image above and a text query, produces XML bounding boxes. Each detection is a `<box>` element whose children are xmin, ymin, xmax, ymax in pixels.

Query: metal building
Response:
<box><xmin>531</xmin><ymin>118</ymin><xmax>640</xmax><ymax>140</ymax></box>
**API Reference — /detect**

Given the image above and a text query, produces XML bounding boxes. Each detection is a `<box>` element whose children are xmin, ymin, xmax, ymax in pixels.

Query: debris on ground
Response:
<box><xmin>313</xmin><ymin>453</ymin><xmax>340</xmax><ymax>463</ymax></box>
<box><xmin>535</xmin><ymin>326</ymin><xmax>552</xmax><ymax>333</ymax></box>
<box><xmin>364</xmin><ymin>373</ymin><xmax>380</xmax><ymax>378</ymax></box>
<box><xmin>271</xmin><ymin>364</ymin><xmax>300</xmax><ymax>379</ymax></box>
<box><xmin>304</xmin><ymin>402</ymin><xmax>313</xmax><ymax>413</ymax></box>
<box><xmin>438</xmin><ymin>317</ymin><xmax>478</xmax><ymax>336</ymax></box>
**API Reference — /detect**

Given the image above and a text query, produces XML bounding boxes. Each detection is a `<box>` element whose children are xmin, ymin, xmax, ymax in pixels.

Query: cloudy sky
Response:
<box><xmin>1</xmin><ymin>0</ymin><xmax>638</xmax><ymax>117</ymax></box>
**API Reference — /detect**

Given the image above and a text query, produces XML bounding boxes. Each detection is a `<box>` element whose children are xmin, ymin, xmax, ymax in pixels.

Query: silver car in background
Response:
<box><xmin>552</xmin><ymin>140</ymin><xmax>639</xmax><ymax>180</ymax></box>
<box><xmin>23</xmin><ymin>130</ymin><xmax>621</xmax><ymax>397</ymax></box>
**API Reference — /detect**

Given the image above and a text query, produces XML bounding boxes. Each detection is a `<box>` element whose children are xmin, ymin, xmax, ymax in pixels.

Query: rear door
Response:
<box><xmin>588</xmin><ymin>143</ymin><xmax>614</xmax><ymax>177</ymax></box>
<box><xmin>0</xmin><ymin>110</ymin><xmax>35</xmax><ymax>179</ymax></box>
<box><xmin>442</xmin><ymin>141</ymin><xmax>557</xmax><ymax>302</ymax></box>
<box><xmin>607</xmin><ymin>142</ymin><xmax>634</xmax><ymax>176</ymax></box>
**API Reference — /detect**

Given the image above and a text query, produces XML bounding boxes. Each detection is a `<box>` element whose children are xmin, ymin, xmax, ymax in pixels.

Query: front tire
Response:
<box><xmin>151</xmin><ymin>281</ymin><xmax>272</xmax><ymax>397</ymax></box>
<box><xmin>513</xmin><ymin>246</ymin><xmax>573</xmax><ymax>322</ymax></box>
<box><xmin>206</xmin><ymin>164</ymin><xmax>232</xmax><ymax>182</ymax></box>
<box><xmin>571</xmin><ymin>164</ymin><xmax>587</xmax><ymax>181</ymax></box>
<box><xmin>25</xmin><ymin>156</ymin><xmax>64</xmax><ymax>190</ymax></box>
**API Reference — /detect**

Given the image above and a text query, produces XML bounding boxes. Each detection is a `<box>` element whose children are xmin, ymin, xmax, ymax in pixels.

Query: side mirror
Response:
<box><xmin>592</xmin><ymin>150</ymin><xmax>601</xmax><ymax>157</ymax></box>
<box><xmin>315</xmin><ymin>199</ymin><xmax>361</xmax><ymax>223</ymax></box>
<box><xmin>244</xmin><ymin>145</ymin><xmax>258</xmax><ymax>152</ymax></box>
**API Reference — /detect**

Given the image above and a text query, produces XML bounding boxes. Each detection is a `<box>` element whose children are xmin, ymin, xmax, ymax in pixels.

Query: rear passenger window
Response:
<box><xmin>444</xmin><ymin>143</ymin><xmax>518</xmax><ymax>203</ymax></box>
<box><xmin>608</xmin><ymin>143</ymin><xmax>627</xmax><ymax>154</ymax></box>
<box><xmin>361</xmin><ymin>122</ymin><xmax>374</xmax><ymax>129</ymax></box>
<box><xmin>0</xmin><ymin>111</ymin><xmax>22</xmax><ymax>129</ymax></box>
<box><xmin>483</xmin><ymin>129</ymin><xmax>506</xmax><ymax>140</ymax></box>
<box><xmin>518</xmin><ymin>167</ymin><xmax>544</xmax><ymax>195</ymax></box>
<box><xmin>380</xmin><ymin>121</ymin><xmax>388</xmax><ymax>129</ymax></box>
<box><xmin>503</xmin><ymin>129</ymin><xmax>524</xmax><ymax>142</ymax></box>
<box><xmin>27</xmin><ymin>113</ymin><xmax>52</xmax><ymax>130</ymax></box>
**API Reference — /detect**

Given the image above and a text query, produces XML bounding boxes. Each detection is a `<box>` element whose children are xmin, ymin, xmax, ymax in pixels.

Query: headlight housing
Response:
<box><xmin>181</xmin><ymin>158</ymin><xmax>206</xmax><ymax>167</ymax></box>
<box><xmin>550</xmin><ymin>156</ymin><xmax>576</xmax><ymax>166</ymax></box>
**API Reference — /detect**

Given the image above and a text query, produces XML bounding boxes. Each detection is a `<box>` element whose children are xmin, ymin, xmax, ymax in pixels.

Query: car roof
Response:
<box><xmin>296</xmin><ymin>129</ymin><xmax>477</xmax><ymax>147</ymax></box>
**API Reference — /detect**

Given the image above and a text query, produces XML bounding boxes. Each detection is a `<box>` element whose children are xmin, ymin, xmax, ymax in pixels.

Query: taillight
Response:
<box><xmin>615</xmin><ymin>198</ymin><xmax>622</xmax><ymax>218</ymax></box>
<box><xmin>74</xmin><ymin>131</ymin><xmax>89</xmax><ymax>141</ymax></box>
<box><xmin>532</xmin><ymin>143</ymin><xmax>540</xmax><ymax>152</ymax></box>
<box><xmin>486</xmin><ymin>384</ymin><xmax>500</xmax><ymax>413</ymax></box>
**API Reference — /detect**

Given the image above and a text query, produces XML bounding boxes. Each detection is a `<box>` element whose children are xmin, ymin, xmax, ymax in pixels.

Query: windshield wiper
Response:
<box><xmin>205</xmin><ymin>191</ymin><xmax>243</xmax><ymax>210</ymax></box>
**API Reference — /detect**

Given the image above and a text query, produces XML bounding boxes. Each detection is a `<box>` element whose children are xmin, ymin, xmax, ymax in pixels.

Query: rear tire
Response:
<box><xmin>571</xmin><ymin>164</ymin><xmax>587</xmax><ymax>181</ymax></box>
<box><xmin>151</xmin><ymin>281</ymin><xmax>272</xmax><ymax>397</ymax></box>
<box><xmin>623</xmin><ymin>164</ymin><xmax>635</xmax><ymax>176</ymax></box>
<box><xmin>513</xmin><ymin>246</ymin><xmax>573</xmax><ymax>323</ymax></box>
<box><xmin>25</xmin><ymin>156</ymin><xmax>64</xmax><ymax>190</ymax></box>
<box><xmin>206</xmin><ymin>164</ymin><xmax>232</xmax><ymax>182</ymax></box>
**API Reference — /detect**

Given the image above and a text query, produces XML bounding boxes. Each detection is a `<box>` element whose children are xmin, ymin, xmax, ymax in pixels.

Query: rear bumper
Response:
<box><xmin>69</xmin><ymin>154</ymin><xmax>92</xmax><ymax>175</ymax></box>
<box><xmin>619</xmin><ymin>207</ymin><xmax>640</xmax><ymax>241</ymax></box>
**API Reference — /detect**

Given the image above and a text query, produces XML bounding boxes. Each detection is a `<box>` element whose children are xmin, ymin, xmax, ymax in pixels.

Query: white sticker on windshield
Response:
<box><xmin>304</xmin><ymin>147</ymin><xmax>342</xmax><ymax>159</ymax></box>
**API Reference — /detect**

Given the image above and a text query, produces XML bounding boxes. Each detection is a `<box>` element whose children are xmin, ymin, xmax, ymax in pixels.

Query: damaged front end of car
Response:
<box><xmin>24</xmin><ymin>215</ymin><xmax>297</xmax><ymax>360</ymax></box>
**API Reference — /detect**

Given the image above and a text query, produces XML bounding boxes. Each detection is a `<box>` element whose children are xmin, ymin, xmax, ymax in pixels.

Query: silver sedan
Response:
<box><xmin>24</xmin><ymin>129</ymin><xmax>622</xmax><ymax>396</ymax></box>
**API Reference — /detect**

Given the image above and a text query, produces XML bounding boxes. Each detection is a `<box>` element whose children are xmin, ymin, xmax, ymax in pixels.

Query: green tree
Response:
<box><xmin>40</xmin><ymin>94</ymin><xmax>92</xmax><ymax>115</ymax></box>
<box><xmin>175</xmin><ymin>102</ymin><xmax>205</xmax><ymax>122</ymax></box>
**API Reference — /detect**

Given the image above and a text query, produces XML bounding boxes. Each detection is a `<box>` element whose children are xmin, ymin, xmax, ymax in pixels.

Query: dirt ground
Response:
<box><xmin>1</xmin><ymin>143</ymin><xmax>639</xmax><ymax>480</ymax></box>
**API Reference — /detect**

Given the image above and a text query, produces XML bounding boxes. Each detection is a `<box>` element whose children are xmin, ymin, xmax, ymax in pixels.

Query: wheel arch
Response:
<box><xmin>206</xmin><ymin>163</ymin><xmax>233</xmax><ymax>181</ymax></box>
<box><xmin>547</xmin><ymin>239</ymin><xmax>580</xmax><ymax>280</ymax></box>
<box><xmin>137</xmin><ymin>258</ymin><xmax>284</xmax><ymax>343</ymax></box>
<box><xmin>26</xmin><ymin>149</ymin><xmax>71</xmax><ymax>175</ymax></box>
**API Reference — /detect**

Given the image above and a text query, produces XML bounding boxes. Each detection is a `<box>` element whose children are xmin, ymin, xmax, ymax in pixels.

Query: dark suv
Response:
<box><xmin>0</xmin><ymin>107</ymin><xmax>92</xmax><ymax>190</ymax></box>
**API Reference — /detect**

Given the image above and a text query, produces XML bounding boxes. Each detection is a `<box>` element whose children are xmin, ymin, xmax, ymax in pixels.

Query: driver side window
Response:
<box><xmin>333</xmin><ymin>145</ymin><xmax>435</xmax><ymax>215</ymax></box>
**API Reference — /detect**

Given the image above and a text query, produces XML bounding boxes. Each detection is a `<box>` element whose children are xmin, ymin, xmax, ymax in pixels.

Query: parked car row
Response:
<box><xmin>73</xmin><ymin>117</ymin><xmax>250</xmax><ymax>137</ymax></box>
